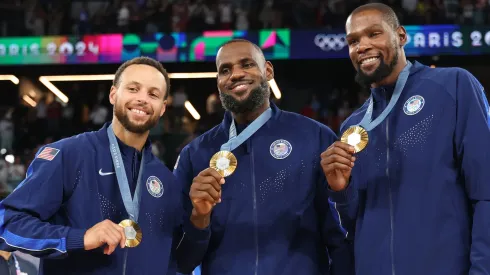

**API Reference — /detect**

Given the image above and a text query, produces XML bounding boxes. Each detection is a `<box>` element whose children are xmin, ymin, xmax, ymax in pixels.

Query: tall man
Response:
<box><xmin>173</xmin><ymin>39</ymin><xmax>354</xmax><ymax>275</ymax></box>
<box><xmin>322</xmin><ymin>3</ymin><xmax>490</xmax><ymax>274</ymax></box>
<box><xmin>0</xmin><ymin>57</ymin><xmax>209</xmax><ymax>275</ymax></box>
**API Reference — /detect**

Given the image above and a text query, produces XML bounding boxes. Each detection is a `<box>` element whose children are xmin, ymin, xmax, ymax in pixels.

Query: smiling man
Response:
<box><xmin>0</xmin><ymin>57</ymin><xmax>208</xmax><ymax>275</ymax></box>
<box><xmin>322</xmin><ymin>3</ymin><xmax>490</xmax><ymax>275</ymax></box>
<box><xmin>173</xmin><ymin>39</ymin><xmax>354</xmax><ymax>275</ymax></box>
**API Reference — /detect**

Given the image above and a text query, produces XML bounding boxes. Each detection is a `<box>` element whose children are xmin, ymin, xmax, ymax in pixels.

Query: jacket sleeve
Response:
<box><xmin>317</xmin><ymin>126</ymin><xmax>355</xmax><ymax>275</ymax></box>
<box><xmin>0</xmin><ymin>144</ymin><xmax>85</xmax><ymax>259</ymax></box>
<box><xmin>172</xmin><ymin>146</ymin><xmax>210</xmax><ymax>274</ymax></box>
<box><xmin>326</xmin><ymin>120</ymin><xmax>359</xmax><ymax>240</ymax></box>
<box><xmin>453</xmin><ymin>69</ymin><xmax>490</xmax><ymax>275</ymax></box>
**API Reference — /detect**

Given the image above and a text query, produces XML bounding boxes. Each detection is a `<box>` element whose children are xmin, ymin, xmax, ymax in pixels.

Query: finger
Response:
<box><xmin>191</xmin><ymin>191</ymin><xmax>217</xmax><ymax>204</ymax></box>
<box><xmin>323</xmin><ymin>162</ymin><xmax>353</xmax><ymax>173</ymax></box>
<box><xmin>331</xmin><ymin>146</ymin><xmax>356</xmax><ymax>160</ymax></box>
<box><xmin>105</xmin><ymin>234</ymin><xmax>119</xmax><ymax>255</ymax></box>
<box><xmin>333</xmin><ymin>141</ymin><xmax>356</xmax><ymax>154</ymax></box>
<box><xmin>100</xmin><ymin>233</ymin><xmax>118</xmax><ymax>255</ymax></box>
<box><xmin>321</xmin><ymin>155</ymin><xmax>353</xmax><ymax>170</ymax></box>
<box><xmin>112</xmin><ymin>223</ymin><xmax>126</xmax><ymax>248</ymax></box>
<box><xmin>199</xmin><ymin>168</ymin><xmax>224</xmax><ymax>184</ymax></box>
<box><xmin>195</xmin><ymin>184</ymin><xmax>221</xmax><ymax>202</ymax></box>
<box><xmin>194</xmin><ymin>175</ymin><xmax>222</xmax><ymax>194</ymax></box>
<box><xmin>103</xmin><ymin>228</ymin><xmax>121</xmax><ymax>248</ymax></box>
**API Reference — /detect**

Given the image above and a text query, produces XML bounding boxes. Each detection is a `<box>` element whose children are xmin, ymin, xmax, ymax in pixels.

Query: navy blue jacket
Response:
<box><xmin>174</xmin><ymin>102</ymin><xmax>354</xmax><ymax>275</ymax></box>
<box><xmin>0</xmin><ymin>123</ymin><xmax>209</xmax><ymax>275</ymax></box>
<box><xmin>331</xmin><ymin>61</ymin><xmax>490</xmax><ymax>275</ymax></box>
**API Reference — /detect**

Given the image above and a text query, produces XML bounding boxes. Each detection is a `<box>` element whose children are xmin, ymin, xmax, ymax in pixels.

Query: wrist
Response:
<box><xmin>66</xmin><ymin>228</ymin><xmax>86</xmax><ymax>251</ymax></box>
<box><xmin>190</xmin><ymin>208</ymin><xmax>211</xmax><ymax>229</ymax></box>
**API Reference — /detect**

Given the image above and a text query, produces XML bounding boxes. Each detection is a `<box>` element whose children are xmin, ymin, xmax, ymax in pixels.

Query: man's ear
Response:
<box><xmin>397</xmin><ymin>26</ymin><xmax>407</xmax><ymax>47</ymax></box>
<box><xmin>160</xmin><ymin>100</ymin><xmax>167</xmax><ymax>117</ymax></box>
<box><xmin>109</xmin><ymin>86</ymin><xmax>117</xmax><ymax>105</ymax></box>
<box><xmin>265</xmin><ymin>61</ymin><xmax>274</xmax><ymax>81</ymax></box>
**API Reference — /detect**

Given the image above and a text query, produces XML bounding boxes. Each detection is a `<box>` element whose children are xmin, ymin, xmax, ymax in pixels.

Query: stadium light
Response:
<box><xmin>39</xmin><ymin>73</ymin><xmax>283</xmax><ymax>120</ymax></box>
<box><xmin>22</xmin><ymin>95</ymin><xmax>37</xmax><ymax>107</ymax></box>
<box><xmin>0</xmin><ymin>75</ymin><xmax>19</xmax><ymax>85</ymax></box>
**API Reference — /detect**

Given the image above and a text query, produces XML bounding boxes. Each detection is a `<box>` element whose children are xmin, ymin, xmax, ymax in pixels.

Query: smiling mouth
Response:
<box><xmin>229</xmin><ymin>81</ymin><xmax>253</xmax><ymax>91</ymax></box>
<box><xmin>359</xmin><ymin>56</ymin><xmax>380</xmax><ymax>66</ymax></box>
<box><xmin>129</xmin><ymin>108</ymin><xmax>149</xmax><ymax>115</ymax></box>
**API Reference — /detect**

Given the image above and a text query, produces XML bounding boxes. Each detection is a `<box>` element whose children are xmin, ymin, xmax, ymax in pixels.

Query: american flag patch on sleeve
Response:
<box><xmin>37</xmin><ymin>147</ymin><xmax>60</xmax><ymax>161</ymax></box>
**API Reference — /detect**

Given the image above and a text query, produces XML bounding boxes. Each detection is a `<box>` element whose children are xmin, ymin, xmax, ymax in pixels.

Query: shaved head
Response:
<box><xmin>349</xmin><ymin>3</ymin><xmax>400</xmax><ymax>30</ymax></box>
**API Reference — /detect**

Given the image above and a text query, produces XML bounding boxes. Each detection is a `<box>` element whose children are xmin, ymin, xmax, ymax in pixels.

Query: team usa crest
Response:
<box><xmin>146</xmin><ymin>176</ymin><xmax>164</xmax><ymax>198</ymax></box>
<box><xmin>270</xmin><ymin>139</ymin><xmax>292</xmax><ymax>159</ymax></box>
<box><xmin>403</xmin><ymin>95</ymin><xmax>425</xmax><ymax>115</ymax></box>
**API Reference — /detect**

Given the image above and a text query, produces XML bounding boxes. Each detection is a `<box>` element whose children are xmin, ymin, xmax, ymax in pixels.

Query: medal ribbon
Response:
<box><xmin>220</xmin><ymin>107</ymin><xmax>273</xmax><ymax>151</ymax></box>
<box><xmin>358</xmin><ymin>61</ymin><xmax>412</xmax><ymax>131</ymax></box>
<box><xmin>107</xmin><ymin>125</ymin><xmax>145</xmax><ymax>222</ymax></box>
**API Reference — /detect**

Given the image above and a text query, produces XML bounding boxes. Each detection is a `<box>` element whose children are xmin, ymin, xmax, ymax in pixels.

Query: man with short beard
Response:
<box><xmin>0</xmin><ymin>57</ymin><xmax>209</xmax><ymax>275</ymax></box>
<box><xmin>173</xmin><ymin>39</ymin><xmax>354</xmax><ymax>275</ymax></box>
<box><xmin>323</xmin><ymin>3</ymin><xmax>490</xmax><ymax>275</ymax></box>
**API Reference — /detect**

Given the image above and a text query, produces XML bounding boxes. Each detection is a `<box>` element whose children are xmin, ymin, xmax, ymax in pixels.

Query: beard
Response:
<box><xmin>355</xmin><ymin>48</ymin><xmax>399</xmax><ymax>87</ymax></box>
<box><xmin>219</xmin><ymin>79</ymin><xmax>270</xmax><ymax>114</ymax></box>
<box><xmin>114</xmin><ymin>101</ymin><xmax>159</xmax><ymax>134</ymax></box>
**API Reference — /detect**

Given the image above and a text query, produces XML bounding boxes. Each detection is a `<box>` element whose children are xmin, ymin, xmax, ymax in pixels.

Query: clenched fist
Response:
<box><xmin>321</xmin><ymin>141</ymin><xmax>356</xmax><ymax>191</ymax></box>
<box><xmin>189</xmin><ymin>168</ymin><xmax>225</xmax><ymax>228</ymax></box>
<box><xmin>84</xmin><ymin>219</ymin><xmax>126</xmax><ymax>255</ymax></box>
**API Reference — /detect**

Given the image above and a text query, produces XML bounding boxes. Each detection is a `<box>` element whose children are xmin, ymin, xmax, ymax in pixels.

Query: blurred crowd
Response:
<box><xmin>1</xmin><ymin>0</ymin><xmax>490</xmax><ymax>37</ymax></box>
<box><xmin>0</xmin><ymin>0</ymin><xmax>484</xmax><ymax>189</ymax></box>
<box><xmin>0</xmin><ymin>76</ymin><xmax>367</xmax><ymax>192</ymax></box>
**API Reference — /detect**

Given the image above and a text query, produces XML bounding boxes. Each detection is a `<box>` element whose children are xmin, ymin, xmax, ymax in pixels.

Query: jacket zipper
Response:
<box><xmin>123</xmin><ymin>152</ymin><xmax>138</xmax><ymax>275</ymax></box>
<box><xmin>123</xmin><ymin>249</ymin><xmax>128</xmax><ymax>275</ymax></box>
<box><xmin>250</xmin><ymin>143</ymin><xmax>259</xmax><ymax>275</ymax></box>
<box><xmin>386</xmin><ymin>106</ymin><xmax>395</xmax><ymax>275</ymax></box>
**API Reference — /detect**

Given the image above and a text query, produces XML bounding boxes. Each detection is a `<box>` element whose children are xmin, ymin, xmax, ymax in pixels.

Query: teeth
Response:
<box><xmin>130</xmin><ymin>109</ymin><xmax>146</xmax><ymax>115</ymax></box>
<box><xmin>232</xmin><ymin>84</ymin><xmax>247</xmax><ymax>90</ymax></box>
<box><xmin>361</xmin><ymin>57</ymin><xmax>379</xmax><ymax>64</ymax></box>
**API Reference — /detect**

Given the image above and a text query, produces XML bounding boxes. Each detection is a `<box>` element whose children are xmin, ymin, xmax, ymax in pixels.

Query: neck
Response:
<box><xmin>372</xmin><ymin>55</ymin><xmax>407</xmax><ymax>88</ymax></box>
<box><xmin>0</xmin><ymin>251</ymin><xmax>11</xmax><ymax>261</ymax></box>
<box><xmin>111</xmin><ymin>118</ymin><xmax>148</xmax><ymax>151</ymax></box>
<box><xmin>233</xmin><ymin>100</ymin><xmax>270</xmax><ymax>125</ymax></box>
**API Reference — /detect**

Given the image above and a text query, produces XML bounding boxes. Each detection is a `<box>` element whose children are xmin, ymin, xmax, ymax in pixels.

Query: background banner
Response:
<box><xmin>0</xmin><ymin>26</ymin><xmax>489</xmax><ymax>65</ymax></box>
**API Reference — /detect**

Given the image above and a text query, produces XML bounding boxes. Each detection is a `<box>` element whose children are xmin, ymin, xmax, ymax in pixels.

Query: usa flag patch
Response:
<box><xmin>37</xmin><ymin>147</ymin><xmax>60</xmax><ymax>161</ymax></box>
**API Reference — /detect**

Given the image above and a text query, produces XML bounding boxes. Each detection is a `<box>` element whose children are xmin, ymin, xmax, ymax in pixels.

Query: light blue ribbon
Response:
<box><xmin>107</xmin><ymin>125</ymin><xmax>145</xmax><ymax>222</ymax></box>
<box><xmin>358</xmin><ymin>61</ymin><xmax>412</xmax><ymax>131</ymax></box>
<box><xmin>220</xmin><ymin>107</ymin><xmax>273</xmax><ymax>151</ymax></box>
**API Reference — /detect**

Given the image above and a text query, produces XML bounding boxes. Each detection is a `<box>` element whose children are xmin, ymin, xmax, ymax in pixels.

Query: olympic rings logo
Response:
<box><xmin>314</xmin><ymin>34</ymin><xmax>347</xmax><ymax>51</ymax></box>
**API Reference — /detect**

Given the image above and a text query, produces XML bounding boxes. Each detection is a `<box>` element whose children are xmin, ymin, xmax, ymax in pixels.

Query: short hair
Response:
<box><xmin>113</xmin><ymin>56</ymin><xmax>170</xmax><ymax>100</ymax></box>
<box><xmin>349</xmin><ymin>3</ymin><xmax>400</xmax><ymax>30</ymax></box>
<box><xmin>218</xmin><ymin>39</ymin><xmax>266</xmax><ymax>63</ymax></box>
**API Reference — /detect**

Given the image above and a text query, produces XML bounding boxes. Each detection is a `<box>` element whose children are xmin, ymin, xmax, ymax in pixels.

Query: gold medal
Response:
<box><xmin>119</xmin><ymin>219</ymin><xmax>142</xmax><ymax>248</ymax></box>
<box><xmin>340</xmin><ymin>126</ymin><xmax>369</xmax><ymax>153</ymax></box>
<box><xmin>209</xmin><ymin>150</ymin><xmax>238</xmax><ymax>177</ymax></box>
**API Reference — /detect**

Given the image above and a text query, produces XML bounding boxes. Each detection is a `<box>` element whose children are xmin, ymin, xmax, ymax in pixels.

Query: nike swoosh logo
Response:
<box><xmin>99</xmin><ymin>169</ymin><xmax>115</xmax><ymax>176</ymax></box>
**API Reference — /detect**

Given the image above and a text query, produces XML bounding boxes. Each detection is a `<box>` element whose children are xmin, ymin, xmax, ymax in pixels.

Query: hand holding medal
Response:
<box><xmin>321</xmin><ymin>141</ymin><xmax>356</xmax><ymax>192</ymax></box>
<box><xmin>189</xmin><ymin>168</ymin><xmax>225</xmax><ymax>228</ymax></box>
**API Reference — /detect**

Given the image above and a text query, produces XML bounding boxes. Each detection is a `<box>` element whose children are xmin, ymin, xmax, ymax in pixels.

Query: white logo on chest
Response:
<box><xmin>403</xmin><ymin>95</ymin><xmax>425</xmax><ymax>115</ymax></box>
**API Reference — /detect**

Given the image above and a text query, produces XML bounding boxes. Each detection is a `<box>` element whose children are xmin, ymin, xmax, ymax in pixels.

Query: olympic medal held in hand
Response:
<box><xmin>341</xmin><ymin>126</ymin><xmax>369</xmax><ymax>153</ymax></box>
<box><xmin>119</xmin><ymin>219</ymin><xmax>142</xmax><ymax>248</ymax></box>
<box><xmin>209</xmin><ymin>151</ymin><xmax>238</xmax><ymax>177</ymax></box>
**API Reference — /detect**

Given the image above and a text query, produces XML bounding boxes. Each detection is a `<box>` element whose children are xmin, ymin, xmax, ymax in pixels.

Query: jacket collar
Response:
<box><xmin>96</xmin><ymin>122</ymin><xmax>153</xmax><ymax>162</ymax></box>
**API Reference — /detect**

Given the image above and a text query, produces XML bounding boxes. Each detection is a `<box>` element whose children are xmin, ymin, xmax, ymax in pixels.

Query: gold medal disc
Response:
<box><xmin>340</xmin><ymin>126</ymin><xmax>369</xmax><ymax>153</ymax></box>
<box><xmin>209</xmin><ymin>150</ymin><xmax>238</xmax><ymax>177</ymax></box>
<box><xmin>119</xmin><ymin>219</ymin><xmax>142</xmax><ymax>248</ymax></box>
